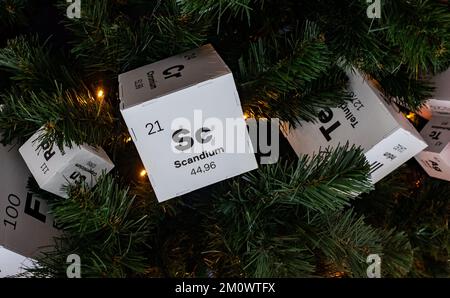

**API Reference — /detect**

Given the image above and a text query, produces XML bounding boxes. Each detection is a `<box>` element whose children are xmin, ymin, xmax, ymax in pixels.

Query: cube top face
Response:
<box><xmin>119</xmin><ymin>44</ymin><xmax>230</xmax><ymax>110</ymax></box>
<box><xmin>420</xmin><ymin>116</ymin><xmax>450</xmax><ymax>153</ymax></box>
<box><xmin>121</xmin><ymin>74</ymin><xmax>258</xmax><ymax>202</ymax></box>
<box><xmin>0</xmin><ymin>143</ymin><xmax>60</xmax><ymax>258</ymax></box>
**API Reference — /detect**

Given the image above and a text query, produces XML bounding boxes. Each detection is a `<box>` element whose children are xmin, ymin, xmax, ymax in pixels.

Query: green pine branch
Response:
<box><xmin>26</xmin><ymin>175</ymin><xmax>164</xmax><ymax>278</ymax></box>
<box><xmin>0</xmin><ymin>84</ymin><xmax>115</xmax><ymax>148</ymax></box>
<box><xmin>0</xmin><ymin>35</ymin><xmax>80</xmax><ymax>91</ymax></box>
<box><xmin>208</xmin><ymin>145</ymin><xmax>373</xmax><ymax>277</ymax></box>
<box><xmin>58</xmin><ymin>0</ymin><xmax>208</xmax><ymax>79</ymax></box>
<box><xmin>0</xmin><ymin>0</ymin><xmax>27</xmax><ymax>27</ymax></box>
<box><xmin>238</xmin><ymin>22</ymin><xmax>352</xmax><ymax>124</ymax></box>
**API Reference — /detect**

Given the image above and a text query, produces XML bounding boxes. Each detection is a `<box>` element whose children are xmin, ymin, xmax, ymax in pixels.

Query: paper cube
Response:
<box><xmin>0</xmin><ymin>142</ymin><xmax>60</xmax><ymax>276</ymax></box>
<box><xmin>0</xmin><ymin>246</ymin><xmax>37</xmax><ymax>278</ymax></box>
<box><xmin>119</xmin><ymin>44</ymin><xmax>258</xmax><ymax>202</ymax></box>
<box><xmin>19</xmin><ymin>129</ymin><xmax>114</xmax><ymax>198</ymax></box>
<box><xmin>418</xmin><ymin>67</ymin><xmax>450</xmax><ymax>120</ymax></box>
<box><xmin>415</xmin><ymin>116</ymin><xmax>450</xmax><ymax>181</ymax></box>
<box><xmin>283</xmin><ymin>69</ymin><xmax>428</xmax><ymax>183</ymax></box>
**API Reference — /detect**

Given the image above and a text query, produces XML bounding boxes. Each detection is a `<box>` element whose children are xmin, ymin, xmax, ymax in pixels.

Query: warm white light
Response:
<box><xmin>140</xmin><ymin>170</ymin><xmax>147</xmax><ymax>177</ymax></box>
<box><xmin>406</xmin><ymin>112</ymin><xmax>415</xmax><ymax>119</ymax></box>
<box><xmin>97</xmin><ymin>89</ymin><xmax>105</xmax><ymax>99</ymax></box>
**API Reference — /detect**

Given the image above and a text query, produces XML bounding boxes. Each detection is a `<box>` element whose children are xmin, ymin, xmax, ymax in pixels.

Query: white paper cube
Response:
<box><xmin>18</xmin><ymin>129</ymin><xmax>115</xmax><ymax>198</ymax></box>
<box><xmin>0</xmin><ymin>246</ymin><xmax>37</xmax><ymax>278</ymax></box>
<box><xmin>0</xmin><ymin>142</ymin><xmax>60</xmax><ymax>276</ymax></box>
<box><xmin>418</xmin><ymin>68</ymin><xmax>450</xmax><ymax>120</ymax></box>
<box><xmin>283</xmin><ymin>69</ymin><xmax>428</xmax><ymax>183</ymax></box>
<box><xmin>119</xmin><ymin>44</ymin><xmax>258</xmax><ymax>202</ymax></box>
<box><xmin>415</xmin><ymin>116</ymin><xmax>450</xmax><ymax>181</ymax></box>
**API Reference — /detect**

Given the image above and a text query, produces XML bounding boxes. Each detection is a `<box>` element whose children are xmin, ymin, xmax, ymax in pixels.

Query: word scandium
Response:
<box><xmin>173</xmin><ymin>147</ymin><xmax>225</xmax><ymax>168</ymax></box>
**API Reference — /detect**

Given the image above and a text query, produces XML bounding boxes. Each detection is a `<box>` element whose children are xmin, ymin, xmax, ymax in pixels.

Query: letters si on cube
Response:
<box><xmin>418</xmin><ymin>67</ymin><xmax>450</xmax><ymax>119</ymax></box>
<box><xmin>0</xmin><ymin>142</ymin><xmax>60</xmax><ymax>277</ymax></box>
<box><xmin>415</xmin><ymin>116</ymin><xmax>450</xmax><ymax>181</ymax></box>
<box><xmin>119</xmin><ymin>44</ymin><xmax>258</xmax><ymax>202</ymax></box>
<box><xmin>19</xmin><ymin>128</ymin><xmax>115</xmax><ymax>198</ymax></box>
<box><xmin>283</xmin><ymin>68</ymin><xmax>427</xmax><ymax>184</ymax></box>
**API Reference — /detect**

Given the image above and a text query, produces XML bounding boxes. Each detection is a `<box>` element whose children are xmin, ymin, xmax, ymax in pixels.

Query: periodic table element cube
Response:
<box><xmin>0</xmin><ymin>246</ymin><xmax>37</xmax><ymax>277</ymax></box>
<box><xmin>415</xmin><ymin>116</ymin><xmax>450</xmax><ymax>181</ymax></box>
<box><xmin>283</xmin><ymin>69</ymin><xmax>428</xmax><ymax>183</ymax></box>
<box><xmin>119</xmin><ymin>44</ymin><xmax>258</xmax><ymax>202</ymax></box>
<box><xmin>19</xmin><ymin>129</ymin><xmax>115</xmax><ymax>198</ymax></box>
<box><xmin>0</xmin><ymin>142</ymin><xmax>60</xmax><ymax>272</ymax></box>
<box><xmin>418</xmin><ymin>68</ymin><xmax>450</xmax><ymax>120</ymax></box>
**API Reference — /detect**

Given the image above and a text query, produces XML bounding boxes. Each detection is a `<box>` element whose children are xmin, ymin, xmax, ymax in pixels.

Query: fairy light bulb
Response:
<box><xmin>97</xmin><ymin>88</ymin><xmax>105</xmax><ymax>99</ymax></box>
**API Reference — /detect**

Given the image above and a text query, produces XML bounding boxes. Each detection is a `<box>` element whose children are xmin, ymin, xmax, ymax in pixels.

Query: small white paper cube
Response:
<box><xmin>283</xmin><ymin>69</ymin><xmax>428</xmax><ymax>183</ymax></box>
<box><xmin>418</xmin><ymin>68</ymin><xmax>450</xmax><ymax>120</ymax></box>
<box><xmin>415</xmin><ymin>116</ymin><xmax>450</xmax><ymax>181</ymax></box>
<box><xmin>119</xmin><ymin>44</ymin><xmax>258</xmax><ymax>202</ymax></box>
<box><xmin>18</xmin><ymin>129</ymin><xmax>115</xmax><ymax>198</ymax></box>
<box><xmin>0</xmin><ymin>142</ymin><xmax>60</xmax><ymax>274</ymax></box>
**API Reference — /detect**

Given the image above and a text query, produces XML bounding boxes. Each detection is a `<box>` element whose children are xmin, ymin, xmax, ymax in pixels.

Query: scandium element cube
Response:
<box><xmin>283</xmin><ymin>69</ymin><xmax>428</xmax><ymax>184</ymax></box>
<box><xmin>415</xmin><ymin>116</ymin><xmax>450</xmax><ymax>181</ymax></box>
<box><xmin>119</xmin><ymin>44</ymin><xmax>258</xmax><ymax>202</ymax></box>
<box><xmin>418</xmin><ymin>67</ymin><xmax>450</xmax><ymax>120</ymax></box>
<box><xmin>19</xmin><ymin>129</ymin><xmax>115</xmax><ymax>198</ymax></box>
<box><xmin>0</xmin><ymin>142</ymin><xmax>60</xmax><ymax>277</ymax></box>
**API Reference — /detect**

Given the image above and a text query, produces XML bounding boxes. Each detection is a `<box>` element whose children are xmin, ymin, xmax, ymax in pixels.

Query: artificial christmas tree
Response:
<box><xmin>0</xmin><ymin>0</ymin><xmax>448</xmax><ymax>278</ymax></box>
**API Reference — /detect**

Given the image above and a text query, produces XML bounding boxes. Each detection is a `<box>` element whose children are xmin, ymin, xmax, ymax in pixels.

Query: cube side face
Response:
<box><xmin>431</xmin><ymin>68</ymin><xmax>450</xmax><ymax>102</ymax></box>
<box><xmin>283</xmin><ymin>70</ymin><xmax>399</xmax><ymax>156</ymax></box>
<box><xmin>121</xmin><ymin>73</ymin><xmax>258</xmax><ymax>202</ymax></box>
<box><xmin>415</xmin><ymin>150</ymin><xmax>450</xmax><ymax>181</ymax></box>
<box><xmin>420</xmin><ymin>116</ymin><xmax>450</xmax><ymax>153</ymax></box>
<box><xmin>419</xmin><ymin>68</ymin><xmax>450</xmax><ymax>117</ymax></box>
<box><xmin>119</xmin><ymin>44</ymin><xmax>230</xmax><ymax>110</ymax></box>
<box><xmin>43</xmin><ymin>146</ymin><xmax>115</xmax><ymax>198</ymax></box>
<box><xmin>364</xmin><ymin>128</ymin><xmax>427</xmax><ymax>183</ymax></box>
<box><xmin>0</xmin><ymin>143</ymin><xmax>60</xmax><ymax>259</ymax></box>
<box><xmin>0</xmin><ymin>246</ymin><xmax>36</xmax><ymax>277</ymax></box>
<box><xmin>427</xmin><ymin>99</ymin><xmax>450</xmax><ymax>117</ymax></box>
<box><xmin>350</xmin><ymin>68</ymin><xmax>425</xmax><ymax>142</ymax></box>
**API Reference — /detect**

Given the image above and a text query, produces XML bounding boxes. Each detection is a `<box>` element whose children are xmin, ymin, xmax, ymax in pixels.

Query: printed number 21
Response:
<box><xmin>146</xmin><ymin>120</ymin><xmax>164</xmax><ymax>135</ymax></box>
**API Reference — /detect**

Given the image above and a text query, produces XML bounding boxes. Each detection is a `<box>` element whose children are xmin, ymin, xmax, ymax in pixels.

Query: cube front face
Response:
<box><xmin>415</xmin><ymin>116</ymin><xmax>450</xmax><ymax>181</ymax></box>
<box><xmin>119</xmin><ymin>44</ymin><xmax>230</xmax><ymax>110</ymax></box>
<box><xmin>122</xmin><ymin>74</ymin><xmax>258</xmax><ymax>202</ymax></box>
<box><xmin>19</xmin><ymin>130</ymin><xmax>114</xmax><ymax>198</ymax></box>
<box><xmin>0</xmin><ymin>143</ymin><xmax>60</xmax><ymax>261</ymax></box>
<box><xmin>283</xmin><ymin>69</ymin><xmax>427</xmax><ymax>183</ymax></box>
<box><xmin>18</xmin><ymin>132</ymin><xmax>75</xmax><ymax>187</ymax></box>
